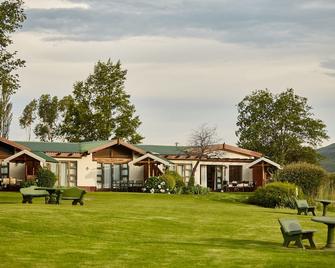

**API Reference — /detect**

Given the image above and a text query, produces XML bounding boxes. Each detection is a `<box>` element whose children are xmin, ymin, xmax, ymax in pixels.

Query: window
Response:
<box><xmin>57</xmin><ymin>161</ymin><xmax>77</xmax><ymax>187</ymax></box>
<box><xmin>0</xmin><ymin>163</ymin><xmax>9</xmax><ymax>178</ymax></box>
<box><xmin>229</xmin><ymin>165</ymin><xmax>242</xmax><ymax>182</ymax></box>
<box><xmin>96</xmin><ymin>163</ymin><xmax>129</xmax><ymax>189</ymax></box>
<box><xmin>175</xmin><ymin>164</ymin><xmax>192</xmax><ymax>182</ymax></box>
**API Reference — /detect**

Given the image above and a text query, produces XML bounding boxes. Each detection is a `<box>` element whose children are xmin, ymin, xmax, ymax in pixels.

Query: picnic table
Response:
<box><xmin>36</xmin><ymin>187</ymin><xmax>63</xmax><ymax>204</ymax></box>
<box><xmin>316</xmin><ymin>199</ymin><xmax>335</xmax><ymax>216</ymax></box>
<box><xmin>312</xmin><ymin>217</ymin><xmax>335</xmax><ymax>248</ymax></box>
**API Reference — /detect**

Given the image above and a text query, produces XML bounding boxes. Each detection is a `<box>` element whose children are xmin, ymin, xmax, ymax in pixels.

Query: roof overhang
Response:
<box><xmin>129</xmin><ymin>153</ymin><xmax>172</xmax><ymax>166</ymax></box>
<box><xmin>247</xmin><ymin>157</ymin><xmax>281</xmax><ymax>169</ymax></box>
<box><xmin>3</xmin><ymin>150</ymin><xmax>46</xmax><ymax>165</ymax></box>
<box><xmin>0</xmin><ymin>137</ymin><xmax>30</xmax><ymax>151</ymax></box>
<box><xmin>88</xmin><ymin>139</ymin><xmax>146</xmax><ymax>155</ymax></box>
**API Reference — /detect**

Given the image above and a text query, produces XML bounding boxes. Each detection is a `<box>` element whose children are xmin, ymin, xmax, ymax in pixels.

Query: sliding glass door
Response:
<box><xmin>58</xmin><ymin>161</ymin><xmax>77</xmax><ymax>187</ymax></box>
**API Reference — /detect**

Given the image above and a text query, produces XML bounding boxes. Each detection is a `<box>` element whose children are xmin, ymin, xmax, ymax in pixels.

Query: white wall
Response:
<box><xmin>53</xmin><ymin>155</ymin><xmax>97</xmax><ymax>187</ymax></box>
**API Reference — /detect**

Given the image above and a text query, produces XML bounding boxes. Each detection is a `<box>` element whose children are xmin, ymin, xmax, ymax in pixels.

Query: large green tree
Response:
<box><xmin>58</xmin><ymin>59</ymin><xmax>143</xmax><ymax>143</ymax></box>
<box><xmin>19</xmin><ymin>99</ymin><xmax>37</xmax><ymax>141</ymax></box>
<box><xmin>236</xmin><ymin>89</ymin><xmax>328</xmax><ymax>164</ymax></box>
<box><xmin>34</xmin><ymin>94</ymin><xmax>59</xmax><ymax>142</ymax></box>
<box><xmin>0</xmin><ymin>0</ymin><xmax>25</xmax><ymax>138</ymax></box>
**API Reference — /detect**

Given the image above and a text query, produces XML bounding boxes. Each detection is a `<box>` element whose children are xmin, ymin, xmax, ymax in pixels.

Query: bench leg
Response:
<box><xmin>72</xmin><ymin>200</ymin><xmax>78</xmax><ymax>205</ymax></box>
<box><xmin>308</xmin><ymin>236</ymin><xmax>316</xmax><ymax>249</ymax></box>
<box><xmin>79</xmin><ymin>201</ymin><xmax>84</xmax><ymax>206</ymax></box>
<box><xmin>310</xmin><ymin>208</ymin><xmax>316</xmax><ymax>216</ymax></box>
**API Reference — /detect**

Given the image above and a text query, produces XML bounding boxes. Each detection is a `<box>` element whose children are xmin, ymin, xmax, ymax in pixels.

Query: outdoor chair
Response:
<box><xmin>20</xmin><ymin>186</ymin><xmax>49</xmax><ymax>204</ymax></box>
<box><xmin>278</xmin><ymin>218</ymin><xmax>316</xmax><ymax>249</ymax></box>
<box><xmin>295</xmin><ymin>199</ymin><xmax>316</xmax><ymax>216</ymax></box>
<box><xmin>61</xmin><ymin>187</ymin><xmax>86</xmax><ymax>205</ymax></box>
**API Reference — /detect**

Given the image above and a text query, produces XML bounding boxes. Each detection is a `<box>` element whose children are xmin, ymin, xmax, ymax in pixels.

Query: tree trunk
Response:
<box><xmin>191</xmin><ymin>158</ymin><xmax>201</xmax><ymax>179</ymax></box>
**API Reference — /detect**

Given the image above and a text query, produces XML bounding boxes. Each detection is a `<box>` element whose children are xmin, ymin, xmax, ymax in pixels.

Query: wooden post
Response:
<box><xmin>147</xmin><ymin>159</ymin><xmax>151</xmax><ymax>178</ymax></box>
<box><xmin>261</xmin><ymin>161</ymin><xmax>265</xmax><ymax>186</ymax></box>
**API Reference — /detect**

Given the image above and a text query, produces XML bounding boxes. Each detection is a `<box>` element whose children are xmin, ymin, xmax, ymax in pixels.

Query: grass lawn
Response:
<box><xmin>1</xmin><ymin>192</ymin><xmax>335</xmax><ymax>268</ymax></box>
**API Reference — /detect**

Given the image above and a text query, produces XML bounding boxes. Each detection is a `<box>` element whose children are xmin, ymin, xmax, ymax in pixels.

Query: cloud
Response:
<box><xmin>24</xmin><ymin>0</ymin><xmax>90</xmax><ymax>10</ymax></box>
<box><xmin>21</xmin><ymin>0</ymin><xmax>335</xmax><ymax>46</ymax></box>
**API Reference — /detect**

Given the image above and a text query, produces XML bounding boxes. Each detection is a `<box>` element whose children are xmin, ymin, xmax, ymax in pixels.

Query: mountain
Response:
<box><xmin>318</xmin><ymin>143</ymin><xmax>335</xmax><ymax>172</ymax></box>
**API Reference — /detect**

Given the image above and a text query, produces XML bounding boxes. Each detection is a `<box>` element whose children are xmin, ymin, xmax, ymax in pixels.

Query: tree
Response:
<box><xmin>34</xmin><ymin>94</ymin><xmax>59</xmax><ymax>142</ymax></box>
<box><xmin>19</xmin><ymin>99</ymin><xmax>37</xmax><ymax>141</ymax></box>
<box><xmin>59</xmin><ymin>59</ymin><xmax>143</xmax><ymax>143</ymax></box>
<box><xmin>0</xmin><ymin>81</ymin><xmax>13</xmax><ymax>138</ymax></box>
<box><xmin>0</xmin><ymin>0</ymin><xmax>25</xmax><ymax>137</ymax></box>
<box><xmin>188</xmin><ymin>124</ymin><xmax>218</xmax><ymax>179</ymax></box>
<box><xmin>236</xmin><ymin>89</ymin><xmax>329</xmax><ymax>164</ymax></box>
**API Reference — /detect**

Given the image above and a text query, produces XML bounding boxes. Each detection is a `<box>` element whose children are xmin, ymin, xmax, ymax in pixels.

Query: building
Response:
<box><xmin>0</xmin><ymin>137</ymin><xmax>280</xmax><ymax>191</ymax></box>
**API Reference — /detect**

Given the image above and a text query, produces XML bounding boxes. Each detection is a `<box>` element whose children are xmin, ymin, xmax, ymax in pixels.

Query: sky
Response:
<box><xmin>8</xmin><ymin>0</ymin><xmax>335</xmax><ymax>147</ymax></box>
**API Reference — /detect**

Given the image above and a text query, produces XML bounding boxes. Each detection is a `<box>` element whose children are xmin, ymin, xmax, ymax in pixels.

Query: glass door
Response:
<box><xmin>215</xmin><ymin>166</ymin><xmax>223</xmax><ymax>191</ymax></box>
<box><xmin>58</xmin><ymin>161</ymin><xmax>77</xmax><ymax>187</ymax></box>
<box><xmin>103</xmin><ymin>164</ymin><xmax>112</xmax><ymax>189</ymax></box>
<box><xmin>59</xmin><ymin>162</ymin><xmax>67</xmax><ymax>186</ymax></box>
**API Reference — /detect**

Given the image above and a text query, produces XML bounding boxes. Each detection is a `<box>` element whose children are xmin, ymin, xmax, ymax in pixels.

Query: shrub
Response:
<box><xmin>36</xmin><ymin>167</ymin><xmax>57</xmax><ymax>188</ymax></box>
<box><xmin>187</xmin><ymin>176</ymin><xmax>195</xmax><ymax>187</ymax></box>
<box><xmin>248</xmin><ymin>182</ymin><xmax>301</xmax><ymax>208</ymax></box>
<box><xmin>20</xmin><ymin>180</ymin><xmax>36</xmax><ymax>188</ymax></box>
<box><xmin>143</xmin><ymin>176</ymin><xmax>170</xmax><ymax>194</ymax></box>
<box><xmin>160</xmin><ymin>170</ymin><xmax>178</xmax><ymax>190</ymax></box>
<box><xmin>180</xmin><ymin>185</ymin><xmax>209</xmax><ymax>195</ymax></box>
<box><xmin>274</xmin><ymin>162</ymin><xmax>328</xmax><ymax>198</ymax></box>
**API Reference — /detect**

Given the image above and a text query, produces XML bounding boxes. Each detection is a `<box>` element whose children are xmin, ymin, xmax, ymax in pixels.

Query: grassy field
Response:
<box><xmin>0</xmin><ymin>192</ymin><xmax>335</xmax><ymax>268</ymax></box>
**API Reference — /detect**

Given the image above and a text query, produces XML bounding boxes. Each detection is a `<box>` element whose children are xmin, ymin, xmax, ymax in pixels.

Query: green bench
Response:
<box><xmin>278</xmin><ymin>218</ymin><xmax>316</xmax><ymax>249</ymax></box>
<box><xmin>60</xmin><ymin>187</ymin><xmax>86</xmax><ymax>205</ymax></box>
<box><xmin>295</xmin><ymin>199</ymin><xmax>316</xmax><ymax>216</ymax></box>
<box><xmin>20</xmin><ymin>186</ymin><xmax>49</xmax><ymax>204</ymax></box>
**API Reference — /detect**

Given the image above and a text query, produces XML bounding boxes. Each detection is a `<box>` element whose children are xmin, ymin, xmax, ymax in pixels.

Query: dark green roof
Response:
<box><xmin>136</xmin><ymin>145</ymin><xmax>187</xmax><ymax>155</ymax></box>
<box><xmin>16</xmin><ymin>141</ymin><xmax>110</xmax><ymax>153</ymax></box>
<box><xmin>16</xmin><ymin>141</ymin><xmax>187</xmax><ymax>156</ymax></box>
<box><xmin>17</xmin><ymin>141</ymin><xmax>82</xmax><ymax>153</ymax></box>
<box><xmin>32</xmin><ymin>151</ymin><xmax>58</xmax><ymax>163</ymax></box>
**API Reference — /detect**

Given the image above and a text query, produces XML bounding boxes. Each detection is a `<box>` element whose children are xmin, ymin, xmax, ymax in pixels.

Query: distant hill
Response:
<box><xmin>318</xmin><ymin>143</ymin><xmax>335</xmax><ymax>173</ymax></box>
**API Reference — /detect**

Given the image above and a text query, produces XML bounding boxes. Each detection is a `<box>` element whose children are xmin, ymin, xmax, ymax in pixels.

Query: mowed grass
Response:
<box><xmin>0</xmin><ymin>192</ymin><xmax>335</xmax><ymax>268</ymax></box>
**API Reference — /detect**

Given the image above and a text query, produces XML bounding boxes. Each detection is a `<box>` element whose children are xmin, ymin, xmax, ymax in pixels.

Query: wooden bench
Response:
<box><xmin>295</xmin><ymin>199</ymin><xmax>316</xmax><ymax>216</ymax></box>
<box><xmin>60</xmin><ymin>187</ymin><xmax>86</xmax><ymax>205</ymax></box>
<box><xmin>20</xmin><ymin>186</ymin><xmax>49</xmax><ymax>204</ymax></box>
<box><xmin>278</xmin><ymin>218</ymin><xmax>316</xmax><ymax>249</ymax></box>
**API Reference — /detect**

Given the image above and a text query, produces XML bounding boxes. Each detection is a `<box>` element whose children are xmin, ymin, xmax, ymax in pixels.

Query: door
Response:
<box><xmin>216</xmin><ymin>166</ymin><xmax>223</xmax><ymax>190</ymax></box>
<box><xmin>58</xmin><ymin>161</ymin><xmax>77</xmax><ymax>187</ymax></box>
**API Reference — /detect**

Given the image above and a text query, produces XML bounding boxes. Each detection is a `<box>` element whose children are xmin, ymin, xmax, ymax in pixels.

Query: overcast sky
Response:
<box><xmin>9</xmin><ymin>0</ymin><xmax>335</xmax><ymax>147</ymax></box>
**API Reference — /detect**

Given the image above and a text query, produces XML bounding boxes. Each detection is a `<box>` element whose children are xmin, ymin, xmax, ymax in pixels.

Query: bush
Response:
<box><xmin>160</xmin><ymin>170</ymin><xmax>178</xmax><ymax>190</ymax></box>
<box><xmin>36</xmin><ymin>167</ymin><xmax>57</xmax><ymax>187</ymax></box>
<box><xmin>143</xmin><ymin>176</ymin><xmax>170</xmax><ymax>194</ymax></box>
<box><xmin>180</xmin><ymin>185</ymin><xmax>209</xmax><ymax>195</ymax></box>
<box><xmin>248</xmin><ymin>182</ymin><xmax>301</xmax><ymax>208</ymax></box>
<box><xmin>274</xmin><ymin>162</ymin><xmax>327</xmax><ymax>198</ymax></box>
<box><xmin>187</xmin><ymin>176</ymin><xmax>195</xmax><ymax>187</ymax></box>
<box><xmin>20</xmin><ymin>180</ymin><xmax>36</xmax><ymax>188</ymax></box>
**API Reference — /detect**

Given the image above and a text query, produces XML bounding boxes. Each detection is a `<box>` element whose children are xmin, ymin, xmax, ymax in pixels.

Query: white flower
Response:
<box><xmin>158</xmin><ymin>185</ymin><xmax>161</xmax><ymax>189</ymax></box>
<box><xmin>160</xmin><ymin>189</ymin><xmax>165</xmax><ymax>193</ymax></box>
<box><xmin>150</xmin><ymin>188</ymin><xmax>155</xmax><ymax>194</ymax></box>
<box><xmin>161</xmin><ymin>181</ymin><xmax>165</xmax><ymax>185</ymax></box>
<box><xmin>166</xmin><ymin>188</ymin><xmax>169</xmax><ymax>191</ymax></box>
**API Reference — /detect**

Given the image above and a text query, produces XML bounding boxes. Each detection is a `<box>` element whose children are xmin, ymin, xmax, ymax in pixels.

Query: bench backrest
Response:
<box><xmin>295</xmin><ymin>199</ymin><xmax>309</xmax><ymax>209</ymax></box>
<box><xmin>278</xmin><ymin>219</ymin><xmax>302</xmax><ymax>235</ymax></box>
<box><xmin>62</xmin><ymin>187</ymin><xmax>86</xmax><ymax>198</ymax></box>
<box><xmin>20</xmin><ymin>186</ymin><xmax>49</xmax><ymax>196</ymax></box>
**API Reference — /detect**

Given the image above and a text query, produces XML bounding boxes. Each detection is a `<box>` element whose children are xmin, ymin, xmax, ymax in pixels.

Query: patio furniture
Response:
<box><xmin>295</xmin><ymin>199</ymin><xmax>316</xmax><ymax>216</ymax></box>
<box><xmin>278</xmin><ymin>218</ymin><xmax>316</xmax><ymax>249</ymax></box>
<box><xmin>60</xmin><ymin>187</ymin><xmax>86</xmax><ymax>205</ymax></box>
<box><xmin>312</xmin><ymin>217</ymin><xmax>335</xmax><ymax>248</ymax></box>
<box><xmin>36</xmin><ymin>187</ymin><xmax>63</xmax><ymax>204</ymax></box>
<box><xmin>20</xmin><ymin>186</ymin><xmax>49</xmax><ymax>204</ymax></box>
<box><xmin>315</xmin><ymin>199</ymin><xmax>335</xmax><ymax>216</ymax></box>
